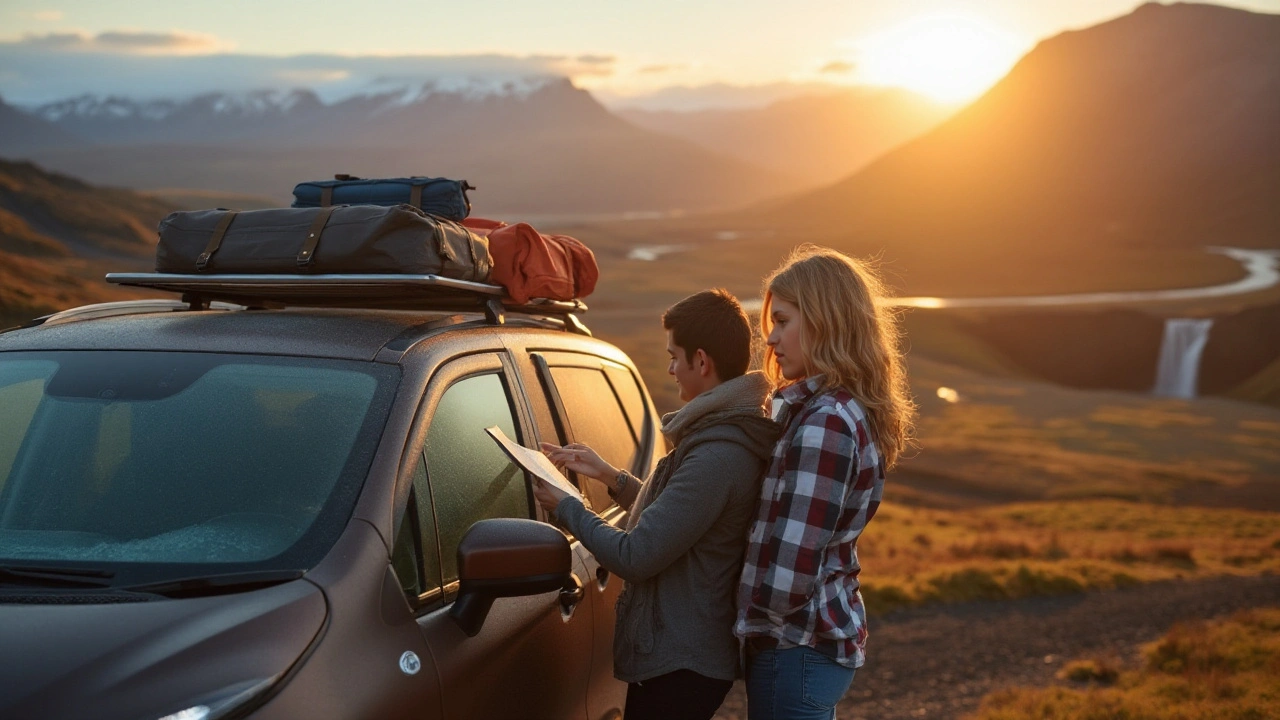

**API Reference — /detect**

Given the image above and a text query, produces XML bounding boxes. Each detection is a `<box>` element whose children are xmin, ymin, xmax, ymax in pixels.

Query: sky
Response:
<box><xmin>3</xmin><ymin>0</ymin><xmax>1279</xmax><ymax>109</ymax></box>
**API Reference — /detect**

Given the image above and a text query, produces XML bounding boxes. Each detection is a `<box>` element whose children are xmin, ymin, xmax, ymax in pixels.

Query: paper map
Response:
<box><xmin>484</xmin><ymin>426</ymin><xmax>583</xmax><ymax>502</ymax></box>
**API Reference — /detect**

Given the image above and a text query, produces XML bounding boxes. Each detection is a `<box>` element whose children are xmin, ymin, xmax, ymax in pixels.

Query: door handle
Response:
<box><xmin>559</xmin><ymin>573</ymin><xmax>584</xmax><ymax>612</ymax></box>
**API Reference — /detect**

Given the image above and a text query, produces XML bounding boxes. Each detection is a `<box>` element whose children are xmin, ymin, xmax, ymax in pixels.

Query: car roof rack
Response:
<box><xmin>103</xmin><ymin>273</ymin><xmax>591</xmax><ymax>335</ymax></box>
<box><xmin>7</xmin><ymin>299</ymin><xmax>244</xmax><ymax>333</ymax></box>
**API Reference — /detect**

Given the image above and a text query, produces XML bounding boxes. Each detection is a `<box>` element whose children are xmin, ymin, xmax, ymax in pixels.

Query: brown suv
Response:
<box><xmin>0</xmin><ymin>276</ymin><xmax>661</xmax><ymax>719</ymax></box>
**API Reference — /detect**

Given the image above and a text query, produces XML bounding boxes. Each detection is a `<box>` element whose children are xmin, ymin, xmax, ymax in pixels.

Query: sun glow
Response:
<box><xmin>857</xmin><ymin>15</ymin><xmax>1025</xmax><ymax>104</ymax></box>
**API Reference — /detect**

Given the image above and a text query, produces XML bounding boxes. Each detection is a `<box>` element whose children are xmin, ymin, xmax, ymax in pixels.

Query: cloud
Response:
<box><xmin>820</xmin><ymin>61</ymin><xmax>855</xmax><ymax>74</ymax></box>
<box><xmin>638</xmin><ymin>64</ymin><xmax>688</xmax><ymax>75</ymax></box>
<box><xmin>12</xmin><ymin>29</ymin><xmax>230</xmax><ymax>55</ymax></box>
<box><xmin>596</xmin><ymin>81</ymin><xmax>848</xmax><ymax>112</ymax></box>
<box><xmin>275</xmin><ymin>69</ymin><xmax>352</xmax><ymax>84</ymax></box>
<box><xmin>31</xmin><ymin>11</ymin><xmax>65</xmax><ymax>21</ymax></box>
<box><xmin>545</xmin><ymin>54</ymin><xmax>616</xmax><ymax>77</ymax></box>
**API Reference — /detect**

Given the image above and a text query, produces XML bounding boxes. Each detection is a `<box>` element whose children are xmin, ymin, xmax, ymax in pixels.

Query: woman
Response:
<box><xmin>735</xmin><ymin>246</ymin><xmax>915</xmax><ymax>720</ymax></box>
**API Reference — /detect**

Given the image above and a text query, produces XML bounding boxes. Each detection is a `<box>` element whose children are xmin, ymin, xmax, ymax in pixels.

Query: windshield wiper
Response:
<box><xmin>122</xmin><ymin>569</ymin><xmax>306</xmax><ymax>598</ymax></box>
<box><xmin>0</xmin><ymin>565</ymin><xmax>117</xmax><ymax>589</ymax></box>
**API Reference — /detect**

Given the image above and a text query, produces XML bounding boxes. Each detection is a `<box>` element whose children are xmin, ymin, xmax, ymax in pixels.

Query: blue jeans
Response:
<box><xmin>746</xmin><ymin>646</ymin><xmax>856</xmax><ymax>720</ymax></box>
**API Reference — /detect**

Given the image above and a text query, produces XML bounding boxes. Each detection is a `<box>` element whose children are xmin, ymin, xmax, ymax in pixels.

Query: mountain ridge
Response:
<box><xmin>750</xmin><ymin>2</ymin><xmax>1280</xmax><ymax>263</ymax></box>
<box><xmin>3</xmin><ymin>78</ymin><xmax>804</xmax><ymax>213</ymax></box>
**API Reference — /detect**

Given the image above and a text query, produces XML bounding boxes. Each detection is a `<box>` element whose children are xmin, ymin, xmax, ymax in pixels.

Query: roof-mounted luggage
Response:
<box><xmin>103</xmin><ymin>273</ymin><xmax>591</xmax><ymax>334</ymax></box>
<box><xmin>291</xmin><ymin>175</ymin><xmax>473</xmax><ymax>221</ymax></box>
<box><xmin>112</xmin><ymin>174</ymin><xmax>595</xmax><ymax>334</ymax></box>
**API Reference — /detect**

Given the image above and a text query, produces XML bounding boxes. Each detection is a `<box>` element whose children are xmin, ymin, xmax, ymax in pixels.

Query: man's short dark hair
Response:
<box><xmin>662</xmin><ymin>288</ymin><xmax>751</xmax><ymax>382</ymax></box>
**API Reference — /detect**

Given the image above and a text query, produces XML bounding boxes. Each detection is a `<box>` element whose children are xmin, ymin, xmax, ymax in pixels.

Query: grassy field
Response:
<box><xmin>967</xmin><ymin>607</ymin><xmax>1280</xmax><ymax>720</ymax></box>
<box><xmin>859</xmin><ymin>500</ymin><xmax>1280</xmax><ymax>614</ymax></box>
<box><xmin>899</xmin><ymin>355</ymin><xmax>1280</xmax><ymax>509</ymax></box>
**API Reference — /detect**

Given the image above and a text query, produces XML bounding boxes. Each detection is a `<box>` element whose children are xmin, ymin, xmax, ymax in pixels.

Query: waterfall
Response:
<box><xmin>1152</xmin><ymin>318</ymin><xmax>1213</xmax><ymax>399</ymax></box>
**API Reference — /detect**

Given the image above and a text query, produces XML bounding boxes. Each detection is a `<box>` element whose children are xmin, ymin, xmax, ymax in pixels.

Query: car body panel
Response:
<box><xmin>253</xmin><ymin>519</ymin><xmax>443</xmax><ymax>719</ymax></box>
<box><xmin>0</xmin><ymin>579</ymin><xmax>326</xmax><ymax>720</ymax></box>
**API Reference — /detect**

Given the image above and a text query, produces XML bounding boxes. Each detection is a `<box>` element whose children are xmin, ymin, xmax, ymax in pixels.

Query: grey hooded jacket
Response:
<box><xmin>556</xmin><ymin>372</ymin><xmax>782</xmax><ymax>683</ymax></box>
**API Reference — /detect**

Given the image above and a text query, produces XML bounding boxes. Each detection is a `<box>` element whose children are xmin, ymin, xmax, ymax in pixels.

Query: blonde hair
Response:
<box><xmin>762</xmin><ymin>245</ymin><xmax>915</xmax><ymax>468</ymax></box>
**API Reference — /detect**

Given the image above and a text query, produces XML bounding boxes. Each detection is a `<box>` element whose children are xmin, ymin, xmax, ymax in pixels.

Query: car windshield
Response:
<box><xmin>0</xmin><ymin>350</ymin><xmax>397</xmax><ymax>585</ymax></box>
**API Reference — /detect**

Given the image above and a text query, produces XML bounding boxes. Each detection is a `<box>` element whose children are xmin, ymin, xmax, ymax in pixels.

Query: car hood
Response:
<box><xmin>0</xmin><ymin>579</ymin><xmax>327</xmax><ymax>720</ymax></box>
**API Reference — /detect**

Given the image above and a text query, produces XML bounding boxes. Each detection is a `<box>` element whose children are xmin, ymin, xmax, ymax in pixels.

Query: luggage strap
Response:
<box><xmin>195</xmin><ymin>211</ymin><xmax>239</xmax><ymax>272</ymax></box>
<box><xmin>320</xmin><ymin>186</ymin><xmax>334</xmax><ymax>207</ymax></box>
<box><xmin>297</xmin><ymin>205</ymin><xmax>337</xmax><ymax>267</ymax></box>
<box><xmin>410</xmin><ymin>183</ymin><xmax>424</xmax><ymax>208</ymax></box>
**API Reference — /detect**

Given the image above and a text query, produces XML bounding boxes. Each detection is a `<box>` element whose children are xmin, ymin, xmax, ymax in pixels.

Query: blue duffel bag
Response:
<box><xmin>292</xmin><ymin>175</ymin><xmax>473</xmax><ymax>220</ymax></box>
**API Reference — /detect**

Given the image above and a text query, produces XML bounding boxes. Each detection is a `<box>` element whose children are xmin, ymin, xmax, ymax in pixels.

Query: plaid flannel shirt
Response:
<box><xmin>734</xmin><ymin>375</ymin><xmax>884</xmax><ymax>668</ymax></box>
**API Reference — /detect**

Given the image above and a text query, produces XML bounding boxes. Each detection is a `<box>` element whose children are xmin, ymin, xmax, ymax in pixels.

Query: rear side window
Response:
<box><xmin>547</xmin><ymin>364</ymin><xmax>644</xmax><ymax>512</ymax></box>
<box><xmin>423</xmin><ymin>372</ymin><xmax>531</xmax><ymax>586</ymax></box>
<box><xmin>602</xmin><ymin>362</ymin><xmax>649</xmax><ymax>446</ymax></box>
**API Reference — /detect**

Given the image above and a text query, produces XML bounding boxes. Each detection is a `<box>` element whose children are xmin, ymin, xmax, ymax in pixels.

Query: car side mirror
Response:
<box><xmin>449</xmin><ymin>518</ymin><xmax>572</xmax><ymax>637</ymax></box>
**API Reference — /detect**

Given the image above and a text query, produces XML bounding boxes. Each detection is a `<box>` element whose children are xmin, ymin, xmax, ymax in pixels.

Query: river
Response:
<box><xmin>735</xmin><ymin>247</ymin><xmax>1280</xmax><ymax>312</ymax></box>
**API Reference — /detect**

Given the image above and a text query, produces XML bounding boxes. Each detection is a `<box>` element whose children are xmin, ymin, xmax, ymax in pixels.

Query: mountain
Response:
<box><xmin>7</xmin><ymin>78</ymin><xmax>801</xmax><ymax>215</ymax></box>
<box><xmin>0</xmin><ymin>159</ymin><xmax>172</xmax><ymax>325</ymax></box>
<box><xmin>619</xmin><ymin>88</ymin><xmax>955</xmax><ymax>185</ymax></box>
<box><xmin>756</xmin><ymin>3</ymin><xmax>1280</xmax><ymax>269</ymax></box>
<box><xmin>0</xmin><ymin>97</ymin><xmax>84</xmax><ymax>157</ymax></box>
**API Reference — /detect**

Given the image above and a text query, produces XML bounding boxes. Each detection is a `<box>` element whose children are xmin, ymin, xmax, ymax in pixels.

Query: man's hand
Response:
<box><xmin>531</xmin><ymin>477</ymin><xmax>572</xmax><ymax>513</ymax></box>
<box><xmin>540</xmin><ymin>442</ymin><xmax>617</xmax><ymax>483</ymax></box>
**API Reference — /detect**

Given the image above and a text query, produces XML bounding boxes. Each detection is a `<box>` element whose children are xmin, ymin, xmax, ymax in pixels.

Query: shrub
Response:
<box><xmin>862</xmin><ymin>583</ymin><xmax>913</xmax><ymax>615</ymax></box>
<box><xmin>1058</xmin><ymin>659</ymin><xmax>1120</xmax><ymax>685</ymax></box>
<box><xmin>925</xmin><ymin>568</ymin><xmax>1008</xmax><ymax>603</ymax></box>
<box><xmin>968</xmin><ymin>608</ymin><xmax>1280</xmax><ymax>720</ymax></box>
<box><xmin>1007</xmin><ymin>565</ymin><xmax>1084</xmax><ymax>598</ymax></box>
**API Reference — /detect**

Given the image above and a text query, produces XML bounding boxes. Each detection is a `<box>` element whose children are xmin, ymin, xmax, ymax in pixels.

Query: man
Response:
<box><xmin>533</xmin><ymin>289</ymin><xmax>781</xmax><ymax>720</ymax></box>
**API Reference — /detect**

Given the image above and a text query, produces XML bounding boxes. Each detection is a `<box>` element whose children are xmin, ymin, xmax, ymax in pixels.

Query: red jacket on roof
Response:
<box><xmin>463</xmin><ymin>218</ymin><xmax>598</xmax><ymax>304</ymax></box>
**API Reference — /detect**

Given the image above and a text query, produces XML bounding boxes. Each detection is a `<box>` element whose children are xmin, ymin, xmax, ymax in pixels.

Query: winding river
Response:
<box><xmin>736</xmin><ymin>247</ymin><xmax>1280</xmax><ymax>312</ymax></box>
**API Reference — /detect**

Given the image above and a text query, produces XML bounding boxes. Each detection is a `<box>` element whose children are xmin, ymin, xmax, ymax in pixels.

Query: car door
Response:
<box><xmin>398</xmin><ymin>352</ymin><xmax>595</xmax><ymax>719</ymax></box>
<box><xmin>529</xmin><ymin>351</ymin><xmax>662</xmax><ymax>720</ymax></box>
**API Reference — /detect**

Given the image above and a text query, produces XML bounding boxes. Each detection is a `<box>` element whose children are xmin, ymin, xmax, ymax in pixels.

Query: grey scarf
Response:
<box><xmin>625</xmin><ymin>371</ymin><xmax>773</xmax><ymax>530</ymax></box>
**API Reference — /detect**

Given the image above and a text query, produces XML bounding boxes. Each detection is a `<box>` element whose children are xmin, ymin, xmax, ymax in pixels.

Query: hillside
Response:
<box><xmin>620</xmin><ymin>88</ymin><xmax>954</xmax><ymax>185</ymax></box>
<box><xmin>0</xmin><ymin>159</ymin><xmax>168</xmax><ymax>325</ymax></box>
<box><xmin>3</xmin><ymin>79</ymin><xmax>801</xmax><ymax>215</ymax></box>
<box><xmin>735</xmin><ymin>3</ymin><xmax>1280</xmax><ymax>276</ymax></box>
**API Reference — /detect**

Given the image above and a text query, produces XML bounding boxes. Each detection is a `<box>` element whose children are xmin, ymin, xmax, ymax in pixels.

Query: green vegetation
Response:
<box><xmin>858</xmin><ymin>501</ymin><xmax>1280</xmax><ymax>614</ymax></box>
<box><xmin>968</xmin><ymin>608</ymin><xmax>1280</xmax><ymax>719</ymax></box>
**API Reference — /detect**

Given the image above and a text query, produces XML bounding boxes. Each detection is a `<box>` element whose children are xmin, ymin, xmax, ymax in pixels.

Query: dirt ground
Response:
<box><xmin>711</xmin><ymin>574</ymin><xmax>1280</xmax><ymax>720</ymax></box>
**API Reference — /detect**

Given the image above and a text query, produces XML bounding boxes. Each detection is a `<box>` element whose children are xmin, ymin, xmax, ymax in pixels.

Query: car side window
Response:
<box><xmin>601</xmin><ymin>362</ymin><xmax>650</xmax><ymax>448</ymax></box>
<box><xmin>424</xmin><ymin>372</ymin><xmax>531</xmax><ymax>587</ymax></box>
<box><xmin>547</xmin><ymin>365</ymin><xmax>641</xmax><ymax>512</ymax></box>
<box><xmin>391</xmin><ymin>460</ymin><xmax>444</xmax><ymax>601</ymax></box>
<box><xmin>391</xmin><ymin>487</ymin><xmax>422</xmax><ymax>598</ymax></box>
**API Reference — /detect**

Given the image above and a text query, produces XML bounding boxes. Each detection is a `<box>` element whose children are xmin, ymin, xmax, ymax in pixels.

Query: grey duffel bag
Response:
<box><xmin>156</xmin><ymin>204</ymin><xmax>491</xmax><ymax>281</ymax></box>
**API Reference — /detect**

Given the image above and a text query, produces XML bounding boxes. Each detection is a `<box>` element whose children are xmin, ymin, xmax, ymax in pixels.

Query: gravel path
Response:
<box><xmin>712</xmin><ymin>574</ymin><xmax>1280</xmax><ymax>720</ymax></box>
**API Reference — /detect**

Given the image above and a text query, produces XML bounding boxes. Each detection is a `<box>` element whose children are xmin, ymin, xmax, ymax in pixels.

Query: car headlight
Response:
<box><xmin>154</xmin><ymin>676</ymin><xmax>278</xmax><ymax>720</ymax></box>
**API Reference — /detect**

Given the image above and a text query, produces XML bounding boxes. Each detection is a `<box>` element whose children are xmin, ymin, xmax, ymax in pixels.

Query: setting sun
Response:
<box><xmin>858</xmin><ymin>15</ymin><xmax>1025</xmax><ymax>103</ymax></box>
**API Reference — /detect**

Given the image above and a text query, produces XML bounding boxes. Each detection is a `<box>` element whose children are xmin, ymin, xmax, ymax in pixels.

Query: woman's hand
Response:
<box><xmin>539</xmin><ymin>442</ymin><xmax>618</xmax><ymax>483</ymax></box>
<box><xmin>531</xmin><ymin>477</ymin><xmax>572</xmax><ymax>513</ymax></box>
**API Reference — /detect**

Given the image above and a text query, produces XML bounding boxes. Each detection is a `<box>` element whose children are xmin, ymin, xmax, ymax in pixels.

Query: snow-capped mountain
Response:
<box><xmin>4</xmin><ymin>76</ymin><xmax>797</xmax><ymax>214</ymax></box>
<box><xmin>25</xmin><ymin>77</ymin><xmax>600</xmax><ymax>147</ymax></box>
